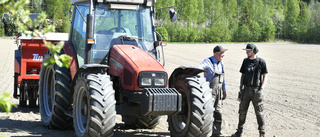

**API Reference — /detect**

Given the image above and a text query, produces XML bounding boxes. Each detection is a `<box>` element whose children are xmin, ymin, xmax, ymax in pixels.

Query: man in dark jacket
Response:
<box><xmin>232</xmin><ymin>44</ymin><xmax>268</xmax><ymax>137</ymax></box>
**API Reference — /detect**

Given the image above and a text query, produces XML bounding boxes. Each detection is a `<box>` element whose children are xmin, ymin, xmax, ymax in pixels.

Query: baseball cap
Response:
<box><xmin>243</xmin><ymin>43</ymin><xmax>256</xmax><ymax>50</ymax></box>
<box><xmin>243</xmin><ymin>43</ymin><xmax>259</xmax><ymax>54</ymax></box>
<box><xmin>213</xmin><ymin>45</ymin><xmax>228</xmax><ymax>53</ymax></box>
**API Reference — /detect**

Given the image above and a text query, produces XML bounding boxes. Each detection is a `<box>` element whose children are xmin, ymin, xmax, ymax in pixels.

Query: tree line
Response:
<box><xmin>155</xmin><ymin>0</ymin><xmax>320</xmax><ymax>43</ymax></box>
<box><xmin>1</xmin><ymin>0</ymin><xmax>320</xmax><ymax>43</ymax></box>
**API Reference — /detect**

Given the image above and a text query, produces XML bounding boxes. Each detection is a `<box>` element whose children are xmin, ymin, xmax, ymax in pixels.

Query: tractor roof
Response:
<box><xmin>71</xmin><ymin>0</ymin><xmax>156</xmax><ymax>5</ymax></box>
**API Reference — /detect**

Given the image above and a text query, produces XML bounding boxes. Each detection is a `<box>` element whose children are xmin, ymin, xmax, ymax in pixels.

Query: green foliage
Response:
<box><xmin>177</xmin><ymin>26</ymin><xmax>189</xmax><ymax>42</ymax></box>
<box><xmin>237</xmin><ymin>24</ymin><xmax>251</xmax><ymax>42</ymax></box>
<box><xmin>250</xmin><ymin>21</ymin><xmax>261</xmax><ymax>41</ymax></box>
<box><xmin>4</xmin><ymin>14</ymin><xmax>20</xmax><ymax>36</ymax></box>
<box><xmin>261</xmin><ymin>19</ymin><xmax>276</xmax><ymax>41</ymax></box>
<box><xmin>161</xmin><ymin>0</ymin><xmax>320</xmax><ymax>43</ymax></box>
<box><xmin>31</xmin><ymin>0</ymin><xmax>43</xmax><ymax>13</ymax></box>
<box><xmin>285</xmin><ymin>0</ymin><xmax>300</xmax><ymax>39</ymax></box>
<box><xmin>298</xmin><ymin>2</ymin><xmax>310</xmax><ymax>42</ymax></box>
<box><xmin>197</xmin><ymin>0</ymin><xmax>205</xmax><ymax>24</ymax></box>
<box><xmin>156</xmin><ymin>27</ymin><xmax>169</xmax><ymax>42</ymax></box>
<box><xmin>187</xmin><ymin>26</ymin><xmax>199</xmax><ymax>42</ymax></box>
<box><xmin>307</xmin><ymin>0</ymin><xmax>320</xmax><ymax>43</ymax></box>
<box><xmin>44</xmin><ymin>41</ymin><xmax>72</xmax><ymax>68</ymax></box>
<box><xmin>56</xmin><ymin>17</ymin><xmax>70</xmax><ymax>33</ymax></box>
<box><xmin>0</xmin><ymin>22</ymin><xmax>4</xmax><ymax>36</ymax></box>
<box><xmin>273</xmin><ymin>11</ymin><xmax>285</xmax><ymax>39</ymax></box>
<box><xmin>45</xmin><ymin>0</ymin><xmax>71</xmax><ymax>32</ymax></box>
<box><xmin>0</xmin><ymin>93</ymin><xmax>16</xmax><ymax>114</ymax></box>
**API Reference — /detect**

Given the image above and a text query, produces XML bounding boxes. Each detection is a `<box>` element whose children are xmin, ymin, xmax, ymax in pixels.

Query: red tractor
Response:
<box><xmin>14</xmin><ymin>33</ymin><xmax>68</xmax><ymax>107</ymax></box>
<box><xmin>38</xmin><ymin>0</ymin><xmax>214</xmax><ymax>136</ymax></box>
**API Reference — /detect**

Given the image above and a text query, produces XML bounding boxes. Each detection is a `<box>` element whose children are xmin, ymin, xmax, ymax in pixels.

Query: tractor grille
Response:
<box><xmin>142</xmin><ymin>88</ymin><xmax>181</xmax><ymax>116</ymax></box>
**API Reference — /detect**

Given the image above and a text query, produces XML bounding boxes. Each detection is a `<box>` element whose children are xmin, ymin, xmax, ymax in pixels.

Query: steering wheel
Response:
<box><xmin>108</xmin><ymin>27</ymin><xmax>126</xmax><ymax>33</ymax></box>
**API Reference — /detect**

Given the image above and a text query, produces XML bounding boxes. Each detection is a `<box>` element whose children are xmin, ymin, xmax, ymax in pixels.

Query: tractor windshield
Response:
<box><xmin>92</xmin><ymin>4</ymin><xmax>155</xmax><ymax>64</ymax></box>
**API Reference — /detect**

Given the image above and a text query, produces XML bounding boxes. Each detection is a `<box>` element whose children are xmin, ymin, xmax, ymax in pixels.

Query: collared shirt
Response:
<box><xmin>198</xmin><ymin>56</ymin><xmax>226</xmax><ymax>92</ymax></box>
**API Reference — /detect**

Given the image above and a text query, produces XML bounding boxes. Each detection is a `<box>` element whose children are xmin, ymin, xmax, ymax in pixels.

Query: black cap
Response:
<box><xmin>213</xmin><ymin>45</ymin><xmax>228</xmax><ymax>53</ymax></box>
<box><xmin>243</xmin><ymin>43</ymin><xmax>259</xmax><ymax>54</ymax></box>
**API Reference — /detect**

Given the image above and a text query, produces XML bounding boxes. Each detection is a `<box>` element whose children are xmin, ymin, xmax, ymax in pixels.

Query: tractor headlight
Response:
<box><xmin>141</xmin><ymin>78</ymin><xmax>152</xmax><ymax>86</ymax></box>
<box><xmin>138</xmin><ymin>71</ymin><xmax>167</xmax><ymax>88</ymax></box>
<box><xmin>154</xmin><ymin>78</ymin><xmax>165</xmax><ymax>86</ymax></box>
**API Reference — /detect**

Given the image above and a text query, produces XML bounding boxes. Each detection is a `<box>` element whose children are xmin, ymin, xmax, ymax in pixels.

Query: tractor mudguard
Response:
<box><xmin>169</xmin><ymin>66</ymin><xmax>206</xmax><ymax>87</ymax></box>
<box><xmin>71</xmin><ymin>64</ymin><xmax>109</xmax><ymax>88</ymax></box>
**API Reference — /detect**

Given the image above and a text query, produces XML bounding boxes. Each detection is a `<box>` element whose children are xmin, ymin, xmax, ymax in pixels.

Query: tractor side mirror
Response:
<box><xmin>169</xmin><ymin>9</ymin><xmax>177</xmax><ymax>22</ymax></box>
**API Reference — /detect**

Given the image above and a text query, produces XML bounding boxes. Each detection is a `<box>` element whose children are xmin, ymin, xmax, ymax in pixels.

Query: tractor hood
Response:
<box><xmin>108</xmin><ymin>45</ymin><xmax>168</xmax><ymax>91</ymax></box>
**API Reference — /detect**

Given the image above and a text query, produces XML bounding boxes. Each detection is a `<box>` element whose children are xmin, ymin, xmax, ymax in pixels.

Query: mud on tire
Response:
<box><xmin>73</xmin><ymin>72</ymin><xmax>116</xmax><ymax>137</ymax></box>
<box><xmin>39</xmin><ymin>51</ymin><xmax>73</xmax><ymax>129</ymax></box>
<box><xmin>168</xmin><ymin>75</ymin><xmax>214</xmax><ymax>137</ymax></box>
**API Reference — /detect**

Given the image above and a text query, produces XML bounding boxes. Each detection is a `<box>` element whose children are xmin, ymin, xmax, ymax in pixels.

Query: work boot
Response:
<box><xmin>231</xmin><ymin>131</ymin><xmax>242</xmax><ymax>137</ymax></box>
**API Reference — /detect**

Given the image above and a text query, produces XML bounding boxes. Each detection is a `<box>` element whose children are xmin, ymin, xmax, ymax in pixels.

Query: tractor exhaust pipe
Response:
<box><xmin>85</xmin><ymin>0</ymin><xmax>94</xmax><ymax>64</ymax></box>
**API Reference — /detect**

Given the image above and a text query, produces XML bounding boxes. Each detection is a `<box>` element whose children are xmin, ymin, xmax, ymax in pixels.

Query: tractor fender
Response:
<box><xmin>169</xmin><ymin>66</ymin><xmax>206</xmax><ymax>87</ymax></box>
<box><xmin>71</xmin><ymin>64</ymin><xmax>109</xmax><ymax>90</ymax></box>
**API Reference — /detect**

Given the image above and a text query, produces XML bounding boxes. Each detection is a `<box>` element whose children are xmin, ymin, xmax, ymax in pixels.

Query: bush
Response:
<box><xmin>187</xmin><ymin>26</ymin><xmax>199</xmax><ymax>42</ymax></box>
<box><xmin>4</xmin><ymin>15</ymin><xmax>20</xmax><ymax>36</ymax></box>
<box><xmin>165</xmin><ymin>23</ymin><xmax>180</xmax><ymax>42</ymax></box>
<box><xmin>156</xmin><ymin>27</ymin><xmax>169</xmax><ymax>42</ymax></box>
<box><xmin>177</xmin><ymin>27</ymin><xmax>189</xmax><ymax>42</ymax></box>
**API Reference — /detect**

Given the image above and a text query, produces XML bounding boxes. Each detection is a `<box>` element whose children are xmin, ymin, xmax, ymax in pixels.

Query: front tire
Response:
<box><xmin>168</xmin><ymin>75</ymin><xmax>214</xmax><ymax>137</ymax></box>
<box><xmin>73</xmin><ymin>72</ymin><xmax>116</xmax><ymax>137</ymax></box>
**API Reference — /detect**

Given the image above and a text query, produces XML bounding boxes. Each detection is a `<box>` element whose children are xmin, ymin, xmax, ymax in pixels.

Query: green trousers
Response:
<box><xmin>237</xmin><ymin>86</ymin><xmax>265</xmax><ymax>133</ymax></box>
<box><xmin>210</xmin><ymin>75</ymin><xmax>223</xmax><ymax>135</ymax></box>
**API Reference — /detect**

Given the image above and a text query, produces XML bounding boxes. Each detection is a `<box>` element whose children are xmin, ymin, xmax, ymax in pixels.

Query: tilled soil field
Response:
<box><xmin>0</xmin><ymin>38</ymin><xmax>319</xmax><ymax>137</ymax></box>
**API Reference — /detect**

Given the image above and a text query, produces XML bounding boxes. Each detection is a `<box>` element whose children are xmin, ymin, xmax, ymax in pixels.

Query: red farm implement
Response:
<box><xmin>13</xmin><ymin>33</ymin><xmax>68</xmax><ymax>107</ymax></box>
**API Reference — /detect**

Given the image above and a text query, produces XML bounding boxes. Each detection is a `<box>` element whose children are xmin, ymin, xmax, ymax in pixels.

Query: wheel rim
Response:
<box><xmin>43</xmin><ymin>68</ymin><xmax>54</xmax><ymax>116</ymax></box>
<box><xmin>75</xmin><ymin>86</ymin><xmax>88</xmax><ymax>133</ymax></box>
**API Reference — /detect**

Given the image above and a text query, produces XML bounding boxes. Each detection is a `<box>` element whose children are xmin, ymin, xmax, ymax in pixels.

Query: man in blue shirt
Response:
<box><xmin>198</xmin><ymin>45</ymin><xmax>227</xmax><ymax>137</ymax></box>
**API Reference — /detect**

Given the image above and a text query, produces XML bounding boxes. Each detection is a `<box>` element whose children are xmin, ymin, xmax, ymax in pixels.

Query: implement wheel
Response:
<box><xmin>73</xmin><ymin>72</ymin><xmax>116</xmax><ymax>137</ymax></box>
<box><xmin>29</xmin><ymin>87</ymin><xmax>38</xmax><ymax>108</ymax></box>
<box><xmin>168</xmin><ymin>75</ymin><xmax>214</xmax><ymax>137</ymax></box>
<box><xmin>19</xmin><ymin>86</ymin><xmax>27</xmax><ymax>107</ymax></box>
<box><xmin>39</xmin><ymin>51</ymin><xmax>73</xmax><ymax>129</ymax></box>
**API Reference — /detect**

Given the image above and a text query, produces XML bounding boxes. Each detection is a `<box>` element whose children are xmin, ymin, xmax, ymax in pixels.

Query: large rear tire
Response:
<box><xmin>39</xmin><ymin>51</ymin><xmax>73</xmax><ymax>129</ymax></box>
<box><xmin>73</xmin><ymin>72</ymin><xmax>116</xmax><ymax>137</ymax></box>
<box><xmin>168</xmin><ymin>75</ymin><xmax>214</xmax><ymax>137</ymax></box>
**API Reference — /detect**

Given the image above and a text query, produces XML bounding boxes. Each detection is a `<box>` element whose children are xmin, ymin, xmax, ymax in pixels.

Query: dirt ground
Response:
<box><xmin>0</xmin><ymin>37</ymin><xmax>319</xmax><ymax>137</ymax></box>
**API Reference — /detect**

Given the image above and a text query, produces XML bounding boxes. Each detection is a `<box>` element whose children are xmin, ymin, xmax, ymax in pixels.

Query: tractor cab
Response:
<box><xmin>70</xmin><ymin>1</ymin><xmax>162</xmax><ymax>67</ymax></box>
